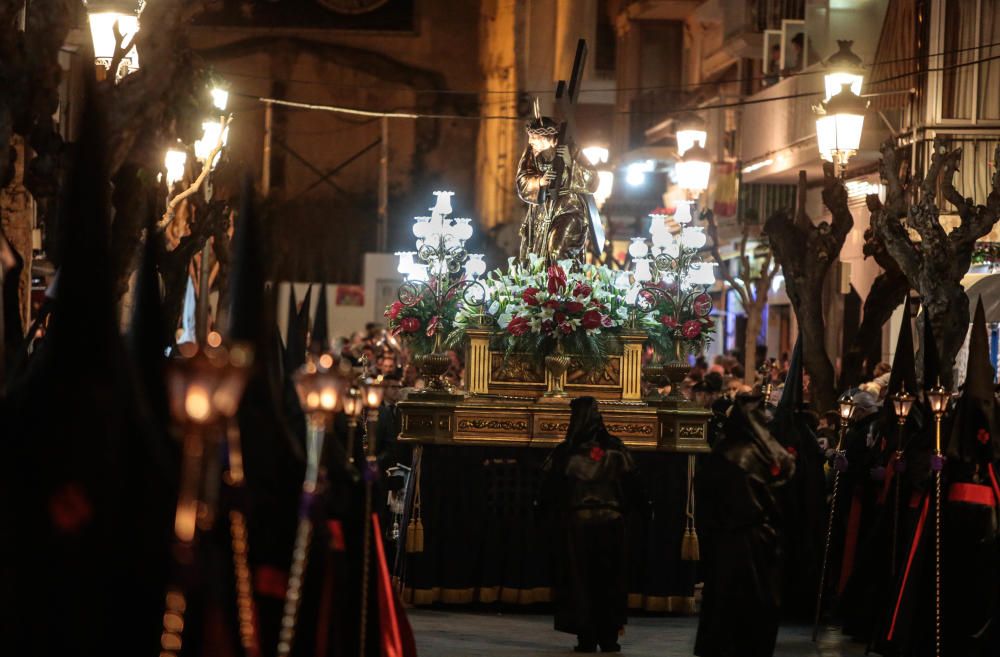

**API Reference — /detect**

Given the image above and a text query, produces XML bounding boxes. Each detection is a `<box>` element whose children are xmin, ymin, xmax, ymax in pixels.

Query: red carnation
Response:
<box><xmin>400</xmin><ymin>317</ymin><xmax>421</xmax><ymax>333</ymax></box>
<box><xmin>547</xmin><ymin>265</ymin><xmax>567</xmax><ymax>294</ymax></box>
<box><xmin>541</xmin><ymin>319</ymin><xmax>555</xmax><ymax>334</ymax></box>
<box><xmin>386</xmin><ymin>301</ymin><xmax>404</xmax><ymax>320</ymax></box>
<box><xmin>573</xmin><ymin>282</ymin><xmax>592</xmax><ymax>297</ymax></box>
<box><xmin>507</xmin><ymin>316</ymin><xmax>530</xmax><ymax>336</ymax></box>
<box><xmin>682</xmin><ymin>320</ymin><xmax>702</xmax><ymax>339</ymax></box>
<box><xmin>554</xmin><ymin>312</ymin><xmax>567</xmax><ymax>324</ymax></box>
<box><xmin>590</xmin><ymin>446</ymin><xmax>606</xmax><ymax>461</ymax></box>
<box><xmin>543</xmin><ymin>299</ymin><xmax>561</xmax><ymax>310</ymax></box>
<box><xmin>565</xmin><ymin>301</ymin><xmax>585</xmax><ymax>314</ymax></box>
<box><xmin>582</xmin><ymin>310</ymin><xmax>603</xmax><ymax>330</ymax></box>
<box><xmin>522</xmin><ymin>287</ymin><xmax>540</xmax><ymax>306</ymax></box>
<box><xmin>601</xmin><ymin>314</ymin><xmax>614</xmax><ymax>328</ymax></box>
<box><xmin>559</xmin><ymin>322</ymin><xmax>574</xmax><ymax>335</ymax></box>
<box><xmin>661</xmin><ymin>315</ymin><xmax>677</xmax><ymax>329</ymax></box>
<box><xmin>426</xmin><ymin>315</ymin><xmax>440</xmax><ymax>338</ymax></box>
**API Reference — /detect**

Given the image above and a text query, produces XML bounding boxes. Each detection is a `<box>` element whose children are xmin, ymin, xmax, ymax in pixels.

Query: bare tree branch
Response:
<box><xmin>159</xmin><ymin>117</ymin><xmax>231</xmax><ymax>231</ymax></box>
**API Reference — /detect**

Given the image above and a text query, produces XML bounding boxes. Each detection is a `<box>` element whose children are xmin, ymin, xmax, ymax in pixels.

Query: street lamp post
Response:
<box><xmin>814</xmin><ymin>394</ymin><xmax>856</xmax><ymax>641</ymax></box>
<box><xmin>823</xmin><ymin>40</ymin><xmax>865</xmax><ymax>102</ymax></box>
<box><xmin>926</xmin><ymin>380</ymin><xmax>950</xmax><ymax>657</ymax></box>
<box><xmin>815</xmin><ymin>84</ymin><xmax>869</xmax><ymax>177</ymax></box>
<box><xmin>675</xmin><ymin>113</ymin><xmax>707</xmax><ymax>158</ymax></box>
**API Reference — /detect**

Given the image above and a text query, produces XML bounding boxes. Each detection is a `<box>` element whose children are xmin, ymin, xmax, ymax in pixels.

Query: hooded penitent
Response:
<box><xmin>310</xmin><ymin>281</ymin><xmax>330</xmax><ymax>355</ymax></box>
<box><xmin>768</xmin><ymin>337</ymin><xmax>826</xmax><ymax>619</ymax></box>
<box><xmin>539</xmin><ymin>396</ymin><xmax>644</xmax><ymax>651</ymax></box>
<box><xmin>695</xmin><ymin>395</ymin><xmax>795</xmax><ymax>657</ymax></box>
<box><xmin>0</xmin><ymin>77</ymin><xmax>174</xmax><ymax>657</ymax></box>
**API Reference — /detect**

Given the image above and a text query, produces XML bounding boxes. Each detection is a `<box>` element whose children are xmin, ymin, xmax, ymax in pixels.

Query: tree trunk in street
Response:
<box><xmin>765</xmin><ymin>164</ymin><xmax>853</xmax><ymax>412</ymax></box>
<box><xmin>870</xmin><ymin>139</ymin><xmax>1000</xmax><ymax>387</ymax></box>
<box><xmin>743</xmin><ymin>305</ymin><xmax>761</xmax><ymax>385</ymax></box>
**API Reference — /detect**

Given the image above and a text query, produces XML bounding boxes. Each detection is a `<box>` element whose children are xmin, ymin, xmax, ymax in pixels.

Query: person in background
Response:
<box><xmin>764</xmin><ymin>44</ymin><xmax>781</xmax><ymax>86</ymax></box>
<box><xmin>538</xmin><ymin>397</ymin><xmax>646</xmax><ymax>653</ymax></box>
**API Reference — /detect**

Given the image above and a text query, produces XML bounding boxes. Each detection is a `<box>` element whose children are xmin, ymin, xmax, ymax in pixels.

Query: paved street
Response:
<box><xmin>410</xmin><ymin>609</ymin><xmax>867</xmax><ymax>656</ymax></box>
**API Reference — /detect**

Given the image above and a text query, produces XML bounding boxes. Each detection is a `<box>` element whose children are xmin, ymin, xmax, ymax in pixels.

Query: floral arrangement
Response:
<box><xmin>385</xmin><ymin>279</ymin><xmax>466</xmax><ymax>356</ymax></box>
<box><xmin>633</xmin><ymin>281</ymin><xmax>716</xmax><ymax>360</ymax></box>
<box><xmin>455</xmin><ymin>256</ymin><xmax>628</xmax><ymax>365</ymax></box>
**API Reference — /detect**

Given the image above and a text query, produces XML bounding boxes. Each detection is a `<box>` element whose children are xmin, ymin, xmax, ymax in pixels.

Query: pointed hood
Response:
<box><xmin>227</xmin><ymin>176</ymin><xmax>266</xmax><ymax>347</ymax></box>
<box><xmin>946</xmin><ymin>297</ymin><xmax>1000</xmax><ymax>462</ymax></box>
<box><xmin>283</xmin><ymin>285</ymin><xmax>306</xmax><ymax>373</ymax></box>
<box><xmin>883</xmin><ymin>298</ymin><xmax>918</xmax><ymax>424</ymax></box>
<box><xmin>127</xmin><ymin>230</ymin><xmax>169</xmax><ymax>426</ymax></box>
<box><xmin>778</xmin><ymin>336</ymin><xmax>804</xmax><ymax>411</ymax></box>
<box><xmin>311</xmin><ymin>282</ymin><xmax>329</xmax><ymax>355</ymax></box>
<box><xmin>921</xmin><ymin>310</ymin><xmax>941</xmax><ymax>390</ymax></box>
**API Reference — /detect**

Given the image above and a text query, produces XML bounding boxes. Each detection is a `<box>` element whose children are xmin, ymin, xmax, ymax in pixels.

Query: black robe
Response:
<box><xmin>539</xmin><ymin>414</ymin><xmax>644</xmax><ymax>641</ymax></box>
<box><xmin>695</xmin><ymin>396</ymin><xmax>796</xmax><ymax>657</ymax></box>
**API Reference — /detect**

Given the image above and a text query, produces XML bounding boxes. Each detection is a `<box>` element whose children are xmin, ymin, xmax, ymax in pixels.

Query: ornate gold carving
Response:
<box><xmin>606</xmin><ymin>423</ymin><xmax>654</xmax><ymax>435</ymax></box>
<box><xmin>406</xmin><ymin>415</ymin><xmax>435</xmax><ymax>432</ymax></box>
<box><xmin>457</xmin><ymin>418</ymin><xmax>529</xmax><ymax>432</ymax></box>
<box><xmin>540</xmin><ymin>422</ymin><xmax>569</xmax><ymax>432</ymax></box>
<box><xmin>490</xmin><ymin>353</ymin><xmax>545</xmax><ymax>383</ymax></box>
<box><xmin>679</xmin><ymin>423</ymin><xmax>704</xmax><ymax>438</ymax></box>
<box><xmin>567</xmin><ymin>357</ymin><xmax>621</xmax><ymax>386</ymax></box>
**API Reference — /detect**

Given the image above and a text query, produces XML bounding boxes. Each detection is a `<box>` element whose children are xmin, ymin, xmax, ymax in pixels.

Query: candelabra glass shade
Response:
<box><xmin>633</xmin><ymin>258</ymin><xmax>653</xmax><ymax>283</ymax></box>
<box><xmin>892</xmin><ymin>387</ymin><xmax>916</xmax><ymax>419</ymax></box>
<box><xmin>396</xmin><ymin>251</ymin><xmax>416</xmax><ymax>275</ymax></box>
<box><xmin>164</xmin><ymin>149</ymin><xmax>187</xmax><ymax>186</ymax></box>
<box><xmin>674</xmin><ymin>201</ymin><xmax>692</xmax><ymax>225</ymax></box>
<box><xmin>465</xmin><ymin>253</ymin><xmax>486</xmax><ymax>278</ymax></box>
<box><xmin>681</xmin><ymin>226</ymin><xmax>707</xmax><ymax>250</ymax></box>
<box><xmin>676</xmin><ymin>143</ymin><xmax>711</xmax><ymax>193</ymax></box>
<box><xmin>686</xmin><ymin>261</ymin><xmax>716</xmax><ymax>286</ymax></box>
<box><xmin>407</xmin><ymin>264</ymin><xmax>429</xmax><ymax>282</ymax></box>
<box><xmin>614</xmin><ymin>271</ymin><xmax>631</xmax><ymax>290</ymax></box>
<box><xmin>167</xmin><ymin>342</ymin><xmax>255</xmax><ymax>425</ymax></box>
<box><xmin>412</xmin><ymin>217</ymin><xmax>431</xmax><ymax>239</ymax></box>
<box><xmin>926</xmin><ymin>382</ymin><xmax>949</xmax><ymax>416</ymax></box>
<box><xmin>430</xmin><ymin>191</ymin><xmax>454</xmax><ymax>215</ymax></box>
<box><xmin>625</xmin><ymin>285</ymin><xmax>641</xmax><ymax>305</ymax></box>
<box><xmin>294</xmin><ymin>353</ymin><xmax>345</xmax><ymax>414</ymax></box>
<box><xmin>211</xmin><ymin>87</ymin><xmax>229</xmax><ymax>112</ymax></box>
<box><xmin>628</xmin><ymin>238</ymin><xmax>649</xmax><ymax>259</ymax></box>
<box><xmin>87</xmin><ymin>5</ymin><xmax>139</xmax><ymax>66</ymax></box>
<box><xmin>453</xmin><ymin>218</ymin><xmax>474</xmax><ymax>241</ymax></box>
<box><xmin>838</xmin><ymin>396</ymin><xmax>856</xmax><ymax>422</ymax></box>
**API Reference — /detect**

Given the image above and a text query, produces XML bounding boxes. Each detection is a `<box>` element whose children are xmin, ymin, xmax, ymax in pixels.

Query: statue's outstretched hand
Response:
<box><xmin>556</xmin><ymin>145</ymin><xmax>571</xmax><ymax>165</ymax></box>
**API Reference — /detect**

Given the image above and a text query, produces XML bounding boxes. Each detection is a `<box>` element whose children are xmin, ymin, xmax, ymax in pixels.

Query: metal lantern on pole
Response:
<box><xmin>889</xmin><ymin>385</ymin><xmax>916</xmax><ymax>576</ymax></box>
<box><xmin>85</xmin><ymin>0</ymin><xmax>141</xmax><ymax>79</ymax></box>
<box><xmin>815</xmin><ymin>84</ymin><xmax>868</xmax><ymax>176</ymax></box>
<box><xmin>675</xmin><ymin>113</ymin><xmax>707</xmax><ymax>158</ymax></box>
<box><xmin>823</xmin><ymin>40</ymin><xmax>865</xmax><ymax>102</ymax></box>
<box><xmin>924</xmin><ymin>378</ymin><xmax>949</xmax><ymax>657</ymax></box>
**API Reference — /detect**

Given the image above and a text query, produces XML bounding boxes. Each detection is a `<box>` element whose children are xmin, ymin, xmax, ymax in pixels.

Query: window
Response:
<box><xmin>941</xmin><ymin>0</ymin><xmax>1000</xmax><ymax>121</ymax></box>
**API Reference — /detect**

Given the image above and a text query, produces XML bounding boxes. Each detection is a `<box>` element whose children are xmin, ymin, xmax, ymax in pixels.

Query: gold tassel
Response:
<box><xmin>405</xmin><ymin>518</ymin><xmax>417</xmax><ymax>553</ymax></box>
<box><xmin>681</xmin><ymin>454</ymin><xmax>700</xmax><ymax>562</ymax></box>
<box><xmin>681</xmin><ymin>527</ymin><xmax>700</xmax><ymax>561</ymax></box>
<box><xmin>412</xmin><ymin>517</ymin><xmax>424</xmax><ymax>553</ymax></box>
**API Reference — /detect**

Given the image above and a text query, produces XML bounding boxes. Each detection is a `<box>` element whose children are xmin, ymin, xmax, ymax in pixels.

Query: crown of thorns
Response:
<box><xmin>525</xmin><ymin>117</ymin><xmax>559</xmax><ymax>136</ymax></box>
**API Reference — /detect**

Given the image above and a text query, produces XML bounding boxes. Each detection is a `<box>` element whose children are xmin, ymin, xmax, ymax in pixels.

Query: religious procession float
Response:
<box><xmin>383</xmin><ymin>49</ymin><xmax>720</xmax><ymax>607</ymax></box>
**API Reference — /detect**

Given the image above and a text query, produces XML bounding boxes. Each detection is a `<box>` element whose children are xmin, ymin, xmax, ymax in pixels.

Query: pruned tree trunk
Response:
<box><xmin>744</xmin><ymin>306</ymin><xmax>762</xmax><ymax>384</ymax></box>
<box><xmin>765</xmin><ymin>163</ymin><xmax>854</xmax><ymax>412</ymax></box>
<box><xmin>870</xmin><ymin>139</ymin><xmax>1000</xmax><ymax>387</ymax></box>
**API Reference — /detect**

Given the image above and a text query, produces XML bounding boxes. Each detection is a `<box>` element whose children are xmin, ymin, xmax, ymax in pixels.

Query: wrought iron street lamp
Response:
<box><xmin>823</xmin><ymin>40</ymin><xmax>865</xmax><ymax>102</ymax></box>
<box><xmin>815</xmin><ymin>84</ymin><xmax>868</xmax><ymax>176</ymax></box>
<box><xmin>889</xmin><ymin>385</ymin><xmax>916</xmax><ymax>575</ymax></box>
<box><xmin>676</xmin><ymin>142</ymin><xmax>711</xmax><ymax>196</ymax></box>
<box><xmin>85</xmin><ymin>0</ymin><xmax>141</xmax><ymax>80</ymax></box>
<box><xmin>675</xmin><ymin>113</ymin><xmax>707</xmax><ymax>158</ymax></box>
<box><xmin>925</xmin><ymin>378</ymin><xmax>949</xmax><ymax>657</ymax></box>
